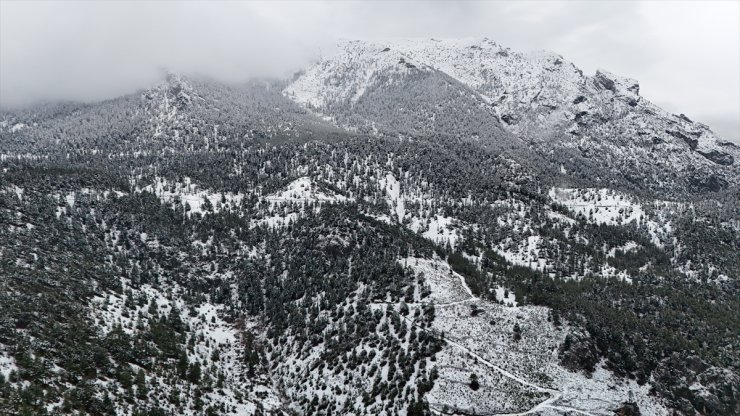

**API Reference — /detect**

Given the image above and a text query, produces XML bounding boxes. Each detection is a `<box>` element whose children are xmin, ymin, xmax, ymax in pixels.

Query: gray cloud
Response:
<box><xmin>1</xmin><ymin>0</ymin><xmax>737</xmax><ymax>142</ymax></box>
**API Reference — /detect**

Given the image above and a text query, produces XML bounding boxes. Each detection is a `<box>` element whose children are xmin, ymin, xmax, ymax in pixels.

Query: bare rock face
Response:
<box><xmin>594</xmin><ymin>69</ymin><xmax>640</xmax><ymax>97</ymax></box>
<box><xmin>613</xmin><ymin>402</ymin><xmax>641</xmax><ymax>416</ymax></box>
<box><xmin>698</xmin><ymin>149</ymin><xmax>734</xmax><ymax>166</ymax></box>
<box><xmin>594</xmin><ymin>70</ymin><xmax>616</xmax><ymax>92</ymax></box>
<box><xmin>665</xmin><ymin>129</ymin><xmax>699</xmax><ymax>149</ymax></box>
<box><xmin>689</xmin><ymin>172</ymin><xmax>729</xmax><ymax>192</ymax></box>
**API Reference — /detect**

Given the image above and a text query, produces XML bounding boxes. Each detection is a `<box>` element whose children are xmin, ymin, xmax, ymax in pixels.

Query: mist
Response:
<box><xmin>1</xmin><ymin>0</ymin><xmax>738</xmax><ymax>142</ymax></box>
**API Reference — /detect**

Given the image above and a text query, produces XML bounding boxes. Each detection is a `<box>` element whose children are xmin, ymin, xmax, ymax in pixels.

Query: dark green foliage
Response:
<box><xmin>187</xmin><ymin>362</ymin><xmax>202</xmax><ymax>385</ymax></box>
<box><xmin>469</xmin><ymin>373</ymin><xmax>480</xmax><ymax>391</ymax></box>
<box><xmin>0</xmin><ymin>88</ymin><xmax>736</xmax><ymax>416</ymax></box>
<box><xmin>447</xmin><ymin>252</ymin><xmax>485</xmax><ymax>296</ymax></box>
<box><xmin>512</xmin><ymin>323</ymin><xmax>522</xmax><ymax>342</ymax></box>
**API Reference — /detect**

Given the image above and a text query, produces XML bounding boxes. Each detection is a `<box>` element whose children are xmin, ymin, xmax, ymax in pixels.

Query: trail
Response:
<box><xmin>434</xmin><ymin>298</ymin><xmax>476</xmax><ymax>307</ymax></box>
<box><xmin>411</xmin><ymin>270</ymin><xmax>599</xmax><ymax>416</ymax></box>
<box><xmin>419</xmin><ymin>319</ymin><xmax>598</xmax><ymax>416</ymax></box>
<box><xmin>443</xmin><ymin>337</ymin><xmax>549</xmax><ymax>393</ymax></box>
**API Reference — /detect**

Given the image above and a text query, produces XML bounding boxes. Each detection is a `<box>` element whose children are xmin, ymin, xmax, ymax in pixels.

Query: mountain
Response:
<box><xmin>286</xmin><ymin>38</ymin><xmax>740</xmax><ymax>195</ymax></box>
<box><xmin>0</xmin><ymin>40</ymin><xmax>738</xmax><ymax>416</ymax></box>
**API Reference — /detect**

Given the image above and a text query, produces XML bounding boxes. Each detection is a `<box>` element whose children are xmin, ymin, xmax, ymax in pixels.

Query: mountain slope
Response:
<box><xmin>0</xmin><ymin>40</ymin><xmax>738</xmax><ymax>416</ymax></box>
<box><xmin>0</xmin><ymin>74</ymin><xmax>344</xmax><ymax>158</ymax></box>
<box><xmin>285</xmin><ymin>40</ymin><xmax>526</xmax><ymax>153</ymax></box>
<box><xmin>285</xmin><ymin>38</ymin><xmax>739</xmax><ymax>195</ymax></box>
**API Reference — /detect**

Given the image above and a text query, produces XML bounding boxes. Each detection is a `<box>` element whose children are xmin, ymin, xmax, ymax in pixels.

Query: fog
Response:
<box><xmin>1</xmin><ymin>0</ymin><xmax>738</xmax><ymax>142</ymax></box>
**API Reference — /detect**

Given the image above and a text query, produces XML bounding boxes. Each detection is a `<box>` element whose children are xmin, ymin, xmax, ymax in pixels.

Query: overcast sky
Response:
<box><xmin>1</xmin><ymin>0</ymin><xmax>738</xmax><ymax>142</ymax></box>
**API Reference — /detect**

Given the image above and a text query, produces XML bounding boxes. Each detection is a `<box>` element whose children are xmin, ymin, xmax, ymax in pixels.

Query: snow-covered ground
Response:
<box><xmin>270</xmin><ymin>288</ymin><xmax>438</xmax><ymax>416</ymax></box>
<box><xmin>401</xmin><ymin>255</ymin><xmax>668</xmax><ymax>416</ymax></box>
<box><xmin>6</xmin><ymin>122</ymin><xmax>29</xmax><ymax>133</ymax></box>
<box><xmin>139</xmin><ymin>176</ymin><xmax>244</xmax><ymax>216</ymax></box>
<box><xmin>0</xmin><ymin>349</ymin><xmax>18</xmax><ymax>381</ymax></box>
<box><xmin>427</xmin><ymin>345</ymin><xmax>547</xmax><ymax>415</ymax></box>
<box><xmin>549</xmin><ymin>187</ymin><xmax>671</xmax><ymax>247</ymax></box>
<box><xmin>608</xmin><ymin>241</ymin><xmax>639</xmax><ymax>257</ymax></box>
<box><xmin>399</xmin><ymin>257</ymin><xmax>473</xmax><ymax>305</ymax></box>
<box><xmin>89</xmin><ymin>281</ymin><xmax>282</xmax><ymax>415</ymax></box>
<box><xmin>379</xmin><ymin>172</ymin><xmax>405</xmax><ymax>222</ymax></box>
<box><xmin>265</xmin><ymin>176</ymin><xmax>349</xmax><ymax>204</ymax></box>
<box><xmin>134</xmin><ymin>175</ymin><xmax>355</xmax><ymax>231</ymax></box>
<box><xmin>253</xmin><ymin>177</ymin><xmax>351</xmax><ymax>229</ymax></box>
<box><xmin>408</xmin><ymin>215</ymin><xmax>462</xmax><ymax>248</ymax></box>
<box><xmin>492</xmin><ymin>235</ymin><xmax>549</xmax><ymax>272</ymax></box>
<box><xmin>283</xmin><ymin>39</ymin><xmax>429</xmax><ymax>110</ymax></box>
<box><xmin>378</xmin><ymin>171</ymin><xmax>465</xmax><ymax>248</ymax></box>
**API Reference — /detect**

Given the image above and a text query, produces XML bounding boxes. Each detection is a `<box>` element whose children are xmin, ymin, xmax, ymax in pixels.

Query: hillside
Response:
<box><xmin>0</xmin><ymin>39</ymin><xmax>738</xmax><ymax>416</ymax></box>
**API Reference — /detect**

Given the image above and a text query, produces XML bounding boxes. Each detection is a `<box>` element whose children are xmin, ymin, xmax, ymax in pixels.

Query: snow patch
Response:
<box><xmin>139</xmin><ymin>176</ymin><xmax>244</xmax><ymax>216</ymax></box>
<box><xmin>549</xmin><ymin>187</ymin><xmax>670</xmax><ymax>247</ymax></box>
<box><xmin>265</xmin><ymin>177</ymin><xmax>348</xmax><ymax>204</ymax></box>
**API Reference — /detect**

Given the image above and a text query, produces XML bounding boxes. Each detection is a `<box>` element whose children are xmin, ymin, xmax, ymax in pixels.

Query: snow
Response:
<box><xmin>364</xmin><ymin>212</ymin><xmax>393</xmax><ymax>224</ymax></box>
<box><xmin>493</xmin><ymin>235</ymin><xmax>549</xmax><ymax>272</ymax></box>
<box><xmin>427</xmin><ymin>344</ymin><xmax>547</xmax><ymax>415</ymax></box>
<box><xmin>399</xmin><ymin>256</ymin><xmax>473</xmax><ymax>305</ymax></box>
<box><xmin>89</xmin><ymin>281</ymin><xmax>283</xmax><ymax>415</ymax></box>
<box><xmin>393</xmin><ymin>38</ymin><xmax>583</xmax><ymax>105</ymax></box>
<box><xmin>550</xmin><ymin>362</ymin><xmax>665</xmax><ymax>416</ymax></box>
<box><xmin>283</xmin><ymin>39</ymin><xmax>428</xmax><ymax>109</ymax></box>
<box><xmin>595</xmin><ymin>69</ymin><xmax>639</xmax><ymax>98</ymax></box>
<box><xmin>250</xmin><ymin>177</ymin><xmax>351</xmax><ymax>229</ymax></box>
<box><xmin>409</xmin><ymin>215</ymin><xmax>461</xmax><ymax>248</ymax></box>
<box><xmin>284</xmin><ymin>38</ymin><xmax>584</xmax><ymax>138</ymax></box>
<box><xmin>376</xmin><ymin>171</ymin><xmax>465</xmax><ymax>248</ymax></box>
<box><xmin>273</xmin><ymin>292</ymin><xmax>434</xmax><ymax>415</ymax></box>
<box><xmin>0</xmin><ymin>350</ymin><xmax>18</xmax><ymax>380</ymax></box>
<box><xmin>251</xmin><ymin>212</ymin><xmax>300</xmax><ymax>230</ymax></box>
<box><xmin>608</xmin><ymin>241</ymin><xmax>639</xmax><ymax>258</ymax></box>
<box><xmin>494</xmin><ymin>287</ymin><xmax>519</xmax><ymax>307</ymax></box>
<box><xmin>549</xmin><ymin>187</ymin><xmax>670</xmax><ymax>247</ymax></box>
<box><xmin>378</xmin><ymin>172</ymin><xmax>405</xmax><ymax>221</ymax></box>
<box><xmin>139</xmin><ymin>176</ymin><xmax>244</xmax><ymax>216</ymax></box>
<box><xmin>10</xmin><ymin>123</ymin><xmax>27</xmax><ymax>133</ymax></box>
<box><xmin>547</xmin><ymin>210</ymin><xmax>576</xmax><ymax>225</ymax></box>
<box><xmin>136</xmin><ymin>176</ymin><xmax>352</xmax><ymax>231</ymax></box>
<box><xmin>265</xmin><ymin>176</ymin><xmax>348</xmax><ymax>204</ymax></box>
<box><xmin>11</xmin><ymin>185</ymin><xmax>23</xmax><ymax>201</ymax></box>
<box><xmin>398</xmin><ymin>253</ymin><xmax>670</xmax><ymax>415</ymax></box>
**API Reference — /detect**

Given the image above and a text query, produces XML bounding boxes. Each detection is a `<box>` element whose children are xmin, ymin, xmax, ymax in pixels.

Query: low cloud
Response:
<box><xmin>1</xmin><ymin>1</ymin><xmax>737</xmax><ymax>142</ymax></box>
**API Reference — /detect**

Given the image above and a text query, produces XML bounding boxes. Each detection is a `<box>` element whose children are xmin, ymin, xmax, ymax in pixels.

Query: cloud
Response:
<box><xmin>0</xmin><ymin>1</ymin><xmax>325</xmax><ymax>105</ymax></box>
<box><xmin>1</xmin><ymin>0</ymin><xmax>737</xmax><ymax>142</ymax></box>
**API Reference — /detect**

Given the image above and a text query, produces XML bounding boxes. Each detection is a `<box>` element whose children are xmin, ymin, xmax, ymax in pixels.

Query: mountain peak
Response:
<box><xmin>284</xmin><ymin>37</ymin><xmax>737</xmax><ymax>191</ymax></box>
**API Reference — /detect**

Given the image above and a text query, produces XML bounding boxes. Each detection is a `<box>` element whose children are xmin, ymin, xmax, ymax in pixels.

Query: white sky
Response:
<box><xmin>1</xmin><ymin>0</ymin><xmax>738</xmax><ymax>142</ymax></box>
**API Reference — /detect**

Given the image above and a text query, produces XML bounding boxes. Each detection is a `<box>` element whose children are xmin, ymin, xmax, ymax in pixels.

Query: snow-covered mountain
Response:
<box><xmin>285</xmin><ymin>38</ymin><xmax>739</xmax><ymax>194</ymax></box>
<box><xmin>1</xmin><ymin>39</ymin><xmax>738</xmax><ymax>416</ymax></box>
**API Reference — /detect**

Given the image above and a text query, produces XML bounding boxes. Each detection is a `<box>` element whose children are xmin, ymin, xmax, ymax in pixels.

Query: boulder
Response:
<box><xmin>594</xmin><ymin>70</ymin><xmax>640</xmax><ymax>97</ymax></box>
